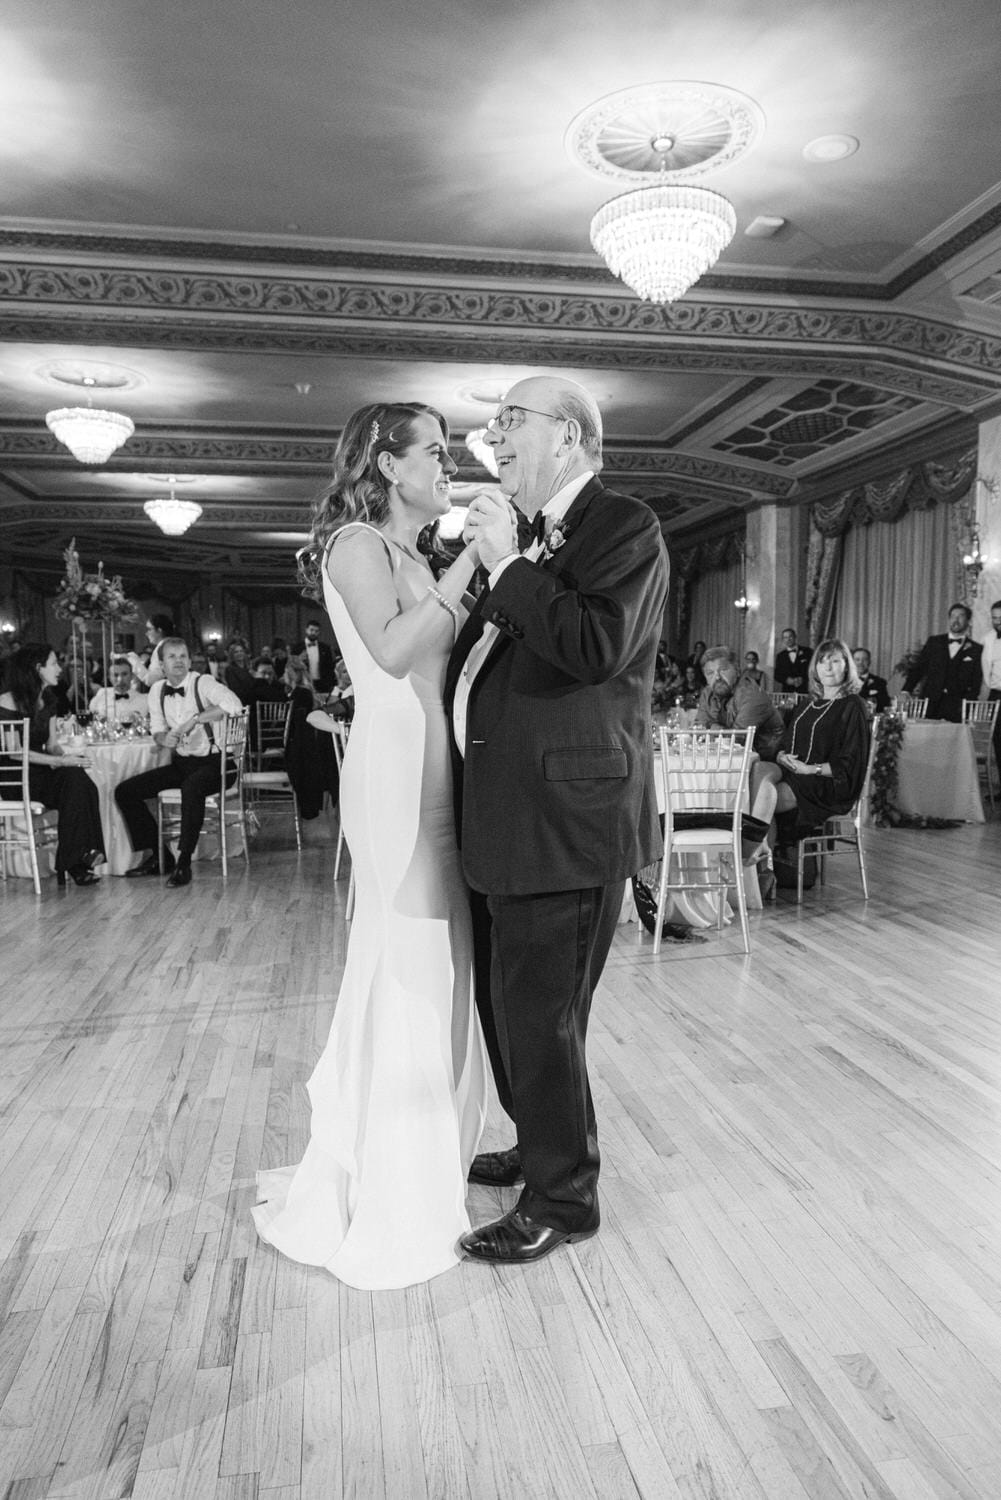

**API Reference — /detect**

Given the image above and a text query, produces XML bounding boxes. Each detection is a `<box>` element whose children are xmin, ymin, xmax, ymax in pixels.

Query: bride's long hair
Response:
<box><xmin>297</xmin><ymin>401</ymin><xmax>449</xmax><ymax>599</ymax></box>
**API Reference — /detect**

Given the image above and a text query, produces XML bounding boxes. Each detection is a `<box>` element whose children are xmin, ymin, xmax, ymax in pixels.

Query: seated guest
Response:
<box><xmin>694</xmin><ymin>647</ymin><xmax>785</xmax><ymax>757</ymax></box>
<box><xmin>852</xmin><ymin>647</ymin><xmax>890</xmax><ymax>713</ymax></box>
<box><xmin>755</xmin><ymin>638</ymin><xmax>870</xmax><ymax>846</ymax></box>
<box><xmin>694</xmin><ymin>646</ymin><xmax>786</xmax><ymax>854</ymax></box>
<box><xmin>127</xmin><ymin>614</ymin><xmax>175</xmax><ymax>687</ymax></box>
<box><xmin>773</xmin><ymin>626</ymin><xmax>810</xmax><ymax>692</ymax></box>
<box><xmin>0</xmin><ymin>644</ymin><xmax>105</xmax><ymax>886</ymax></box>
<box><xmin>252</xmin><ymin>657</ymin><xmax>287</xmax><ymax>702</ymax></box>
<box><xmin>270</xmin><ymin>637</ymin><xmax>290</xmax><ymax>679</ymax></box>
<box><xmin>901</xmin><ymin>602</ymin><xmax>982</xmax><ymax>722</ymax></box>
<box><xmin>679</xmin><ymin>663</ymin><xmax>703</xmax><ymax>709</ymax></box>
<box><xmin>89</xmin><ymin>657</ymin><xmax>145</xmax><ymax>721</ymax></box>
<box><xmin>328</xmin><ymin>654</ymin><xmax>354</xmax><ymax>720</ymax></box>
<box><xmin>743</xmin><ymin>650</ymin><xmax>768</xmax><ymax>689</ymax></box>
<box><xmin>115</xmin><ymin>638</ymin><xmax>243</xmax><ymax>888</ymax></box>
<box><xmin>687</xmin><ymin>640</ymin><xmax>707</xmax><ymax>673</ymax></box>
<box><xmin>222</xmin><ymin>638</ymin><xmax>256</xmax><ymax>706</ymax></box>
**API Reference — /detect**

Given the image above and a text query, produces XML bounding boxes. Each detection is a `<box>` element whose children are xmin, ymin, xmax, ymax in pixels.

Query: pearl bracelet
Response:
<box><xmin>427</xmin><ymin>585</ymin><xmax>458</xmax><ymax>621</ymax></box>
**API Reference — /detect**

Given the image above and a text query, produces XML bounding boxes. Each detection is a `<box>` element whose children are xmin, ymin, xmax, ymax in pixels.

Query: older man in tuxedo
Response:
<box><xmin>902</xmin><ymin>602</ymin><xmax>982</xmax><ymax>721</ymax></box>
<box><xmin>445</xmin><ymin>375</ymin><xmax>669</xmax><ymax>1264</ymax></box>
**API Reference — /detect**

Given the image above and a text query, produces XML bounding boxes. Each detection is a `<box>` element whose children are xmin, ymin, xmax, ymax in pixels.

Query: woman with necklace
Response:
<box><xmin>758</xmin><ymin>638</ymin><xmax>869</xmax><ymax>842</ymax></box>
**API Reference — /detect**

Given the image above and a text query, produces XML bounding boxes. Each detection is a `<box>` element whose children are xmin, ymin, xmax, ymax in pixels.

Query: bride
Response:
<box><xmin>253</xmin><ymin>401</ymin><xmax>495</xmax><ymax>1289</ymax></box>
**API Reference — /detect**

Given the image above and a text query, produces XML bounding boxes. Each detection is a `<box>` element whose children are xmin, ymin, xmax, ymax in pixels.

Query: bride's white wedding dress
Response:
<box><xmin>253</xmin><ymin>527</ymin><xmax>487</xmax><ymax>1289</ymax></box>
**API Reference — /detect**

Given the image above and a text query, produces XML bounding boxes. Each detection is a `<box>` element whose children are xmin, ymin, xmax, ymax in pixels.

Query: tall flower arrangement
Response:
<box><xmin>52</xmin><ymin>540</ymin><xmax>138</xmax><ymax>710</ymax></box>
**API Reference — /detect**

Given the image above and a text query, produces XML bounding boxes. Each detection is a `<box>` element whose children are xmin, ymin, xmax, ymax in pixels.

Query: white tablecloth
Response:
<box><xmin>87</xmin><ymin>739</ymin><xmax>172</xmax><ymax>874</ymax></box>
<box><xmin>885</xmin><ymin>721</ymin><xmax>984</xmax><ymax>823</ymax></box>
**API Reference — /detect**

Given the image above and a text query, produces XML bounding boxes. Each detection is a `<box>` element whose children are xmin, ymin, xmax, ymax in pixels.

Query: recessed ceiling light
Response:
<box><xmin>803</xmin><ymin>134</ymin><xmax>859</xmax><ymax>164</ymax></box>
<box><xmin>745</xmin><ymin>215</ymin><xmax>786</xmax><ymax>239</ymax></box>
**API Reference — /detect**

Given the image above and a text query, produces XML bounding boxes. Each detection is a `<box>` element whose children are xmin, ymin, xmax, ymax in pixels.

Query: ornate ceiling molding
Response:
<box><xmin>2</xmin><ymin>262</ymin><xmax>1001</xmax><ymax>403</ymax></box>
<box><xmin>0</xmin><ymin>423</ymin><xmax>795</xmax><ymax>497</ymax></box>
<box><xmin>4</xmin><ymin>206</ymin><xmax>1001</xmax><ymax>299</ymax></box>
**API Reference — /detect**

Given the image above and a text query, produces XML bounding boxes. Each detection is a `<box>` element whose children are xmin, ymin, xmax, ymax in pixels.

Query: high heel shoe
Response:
<box><xmin>56</xmin><ymin>864</ymin><xmax>101</xmax><ymax>887</ymax></box>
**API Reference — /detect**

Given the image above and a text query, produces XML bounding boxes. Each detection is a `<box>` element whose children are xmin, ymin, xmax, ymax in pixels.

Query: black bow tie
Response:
<box><xmin>115</xmin><ymin>692</ymin><xmax>129</xmax><ymax>700</ymax></box>
<box><xmin>162</xmin><ymin>683</ymin><xmax>185</xmax><ymax>698</ymax></box>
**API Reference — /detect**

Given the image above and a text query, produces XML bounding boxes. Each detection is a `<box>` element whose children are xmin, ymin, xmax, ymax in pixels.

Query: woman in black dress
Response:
<box><xmin>0</xmin><ymin>644</ymin><xmax>106</xmax><ymax>885</ymax></box>
<box><xmin>766</xmin><ymin>637</ymin><xmax>870</xmax><ymax>840</ymax></box>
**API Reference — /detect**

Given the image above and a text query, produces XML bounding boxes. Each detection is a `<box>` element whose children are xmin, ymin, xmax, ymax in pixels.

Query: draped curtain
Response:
<box><xmin>686</xmin><ymin>558</ymin><xmax>744</xmax><ymax>653</ymax></box>
<box><xmin>830</xmin><ymin>502</ymin><xmax>960</xmax><ymax>683</ymax></box>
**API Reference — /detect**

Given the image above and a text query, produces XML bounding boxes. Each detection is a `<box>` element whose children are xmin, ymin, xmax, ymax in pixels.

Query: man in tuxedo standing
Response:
<box><xmin>980</xmin><ymin>598</ymin><xmax>1001</xmax><ymax>772</ymax></box>
<box><xmin>445</xmin><ymin>375</ymin><xmax>669</xmax><ymax>1264</ymax></box>
<box><xmin>773</xmin><ymin>627</ymin><xmax>810</xmax><ymax>692</ymax></box>
<box><xmin>902</xmin><ymin>602</ymin><xmax>982</xmax><ymax>721</ymax></box>
<box><xmin>852</xmin><ymin>647</ymin><xmax>891</xmax><ymax>713</ymax></box>
<box><xmin>292</xmin><ymin>620</ymin><xmax>336</xmax><ymax>695</ymax></box>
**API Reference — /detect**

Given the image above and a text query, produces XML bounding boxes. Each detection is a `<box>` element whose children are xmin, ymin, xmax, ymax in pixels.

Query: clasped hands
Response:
<box><xmin>457</xmin><ymin>486</ymin><xmax>520</xmax><ymax>571</ymax></box>
<box><xmin>779</xmin><ymin>750</ymin><xmax>820</xmax><ymax>776</ymax></box>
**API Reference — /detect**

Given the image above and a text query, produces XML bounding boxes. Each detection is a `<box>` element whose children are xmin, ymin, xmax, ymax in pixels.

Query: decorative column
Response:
<box><xmin>745</xmin><ymin>503</ymin><xmax>809</xmax><ymax>669</ymax></box>
<box><xmin>974</xmin><ymin>415</ymin><xmax>1001</xmax><ymax>637</ymax></box>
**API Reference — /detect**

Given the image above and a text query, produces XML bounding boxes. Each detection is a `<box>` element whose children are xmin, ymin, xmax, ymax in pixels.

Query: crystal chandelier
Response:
<box><xmin>590</xmin><ymin>184</ymin><xmax>737</xmax><ymax>304</ymax></box>
<box><xmin>567</xmin><ymin>81</ymin><xmax>762</xmax><ymax>305</ymax></box>
<box><xmin>144</xmin><ymin>492</ymin><xmax>203</xmax><ymax>536</ymax></box>
<box><xmin>45</xmin><ymin>405</ymin><xmax>135</xmax><ymax>464</ymax></box>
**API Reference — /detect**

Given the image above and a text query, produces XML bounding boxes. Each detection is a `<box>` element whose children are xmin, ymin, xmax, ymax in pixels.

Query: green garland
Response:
<box><xmin>870</xmin><ymin>709</ymin><xmax>963</xmax><ymax>829</ymax></box>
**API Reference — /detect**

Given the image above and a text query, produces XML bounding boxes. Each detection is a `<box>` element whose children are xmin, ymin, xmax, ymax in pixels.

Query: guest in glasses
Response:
<box><xmin>114</xmin><ymin>638</ymin><xmax>242</xmax><ymax>886</ymax></box>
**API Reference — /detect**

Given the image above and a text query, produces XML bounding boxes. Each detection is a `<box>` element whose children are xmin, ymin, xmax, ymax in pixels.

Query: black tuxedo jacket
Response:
<box><xmin>292</xmin><ymin>638</ymin><xmax>336</xmax><ymax>693</ymax></box>
<box><xmin>444</xmin><ymin>478</ymin><xmax>669</xmax><ymax>896</ymax></box>
<box><xmin>903</xmin><ymin>634</ymin><xmax>982</xmax><ymax>721</ymax></box>
<box><xmin>858</xmin><ymin>672</ymin><xmax>890</xmax><ymax>713</ymax></box>
<box><xmin>774</xmin><ymin>646</ymin><xmax>810</xmax><ymax>692</ymax></box>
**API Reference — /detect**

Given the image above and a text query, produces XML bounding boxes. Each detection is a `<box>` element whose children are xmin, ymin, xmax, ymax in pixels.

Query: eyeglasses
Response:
<box><xmin>488</xmin><ymin>404</ymin><xmax>563</xmax><ymax>432</ymax></box>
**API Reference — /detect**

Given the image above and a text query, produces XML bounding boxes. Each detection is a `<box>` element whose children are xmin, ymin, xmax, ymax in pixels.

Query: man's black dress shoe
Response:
<box><xmin>460</xmin><ymin>1207</ymin><xmax>598</xmax><ymax>1264</ymax></box>
<box><xmin>467</xmin><ymin>1147</ymin><xmax>524</xmax><ymax>1187</ymax></box>
<box><xmin>166</xmin><ymin>863</ymin><xmax>192</xmax><ymax>888</ymax></box>
<box><xmin>126</xmin><ymin>852</ymin><xmax>176</xmax><ymax>878</ymax></box>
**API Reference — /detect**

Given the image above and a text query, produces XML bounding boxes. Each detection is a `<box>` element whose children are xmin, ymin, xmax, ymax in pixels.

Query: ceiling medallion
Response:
<box><xmin>568</xmin><ymin>81</ymin><xmax>762</xmax><ymax>305</ymax></box>
<box><xmin>566</xmin><ymin>80</ymin><xmax>764</xmax><ymax>185</ymax></box>
<box><xmin>44</xmin><ymin>370</ymin><xmax>136</xmax><ymax>465</ymax></box>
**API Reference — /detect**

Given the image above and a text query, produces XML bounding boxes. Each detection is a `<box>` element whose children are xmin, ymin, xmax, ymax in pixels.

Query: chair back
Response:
<box><xmin>0</xmin><ymin>718</ymin><xmax>30</xmax><ymax>804</ymax></box>
<box><xmin>962</xmin><ymin>698</ymin><xmax>1000</xmax><ymax>729</ymax></box>
<box><xmin>895</xmin><ymin>696</ymin><xmax>927</xmax><ymax>720</ymax></box>
<box><xmin>656</xmin><ymin>726</ymin><xmax>755</xmax><ymax>825</ymax></box>
<box><xmin>222</xmin><ymin>709</ymin><xmax>250</xmax><ymax>788</ymax></box>
<box><xmin>252</xmin><ymin>699</ymin><xmax>289</xmax><ymax>769</ymax></box>
<box><xmin>0</xmin><ymin>718</ymin><xmax>44</xmax><ymax>894</ymax></box>
<box><xmin>769</xmin><ymin>691</ymin><xmax>801</xmax><ymax>709</ymax></box>
<box><xmin>329</xmin><ymin>718</ymin><xmax>350</xmax><ymax>774</ymax></box>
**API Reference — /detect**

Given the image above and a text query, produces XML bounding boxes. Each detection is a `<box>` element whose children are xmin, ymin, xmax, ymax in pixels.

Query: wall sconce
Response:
<box><xmin>961</xmin><ymin>524</ymin><xmax>985</xmax><ymax>588</ymax></box>
<box><xmin>734</xmin><ymin>591</ymin><xmax>750</xmax><ymax>613</ymax></box>
<box><xmin>1</xmin><ymin>618</ymin><xmax>17</xmax><ymax>639</ymax></box>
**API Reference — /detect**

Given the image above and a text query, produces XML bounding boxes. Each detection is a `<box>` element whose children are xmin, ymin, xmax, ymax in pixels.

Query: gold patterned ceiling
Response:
<box><xmin>2</xmin><ymin>0</ymin><xmax>1001</xmax><ymax>590</ymax></box>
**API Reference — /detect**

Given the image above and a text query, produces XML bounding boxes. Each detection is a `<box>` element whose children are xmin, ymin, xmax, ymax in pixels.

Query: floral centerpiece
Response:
<box><xmin>52</xmin><ymin>540</ymin><xmax>139</xmax><ymax>714</ymax></box>
<box><xmin>52</xmin><ymin>539</ymin><xmax>138</xmax><ymax>623</ymax></box>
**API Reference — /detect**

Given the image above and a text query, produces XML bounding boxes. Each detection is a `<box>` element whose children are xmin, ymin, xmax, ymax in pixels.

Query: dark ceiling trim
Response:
<box><xmin>3</xmin><ymin>200</ymin><xmax>1001</xmax><ymax>298</ymax></box>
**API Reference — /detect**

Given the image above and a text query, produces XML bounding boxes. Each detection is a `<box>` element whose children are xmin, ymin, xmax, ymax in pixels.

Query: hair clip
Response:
<box><xmin>369</xmin><ymin>418</ymin><xmax>380</xmax><ymax>446</ymax></box>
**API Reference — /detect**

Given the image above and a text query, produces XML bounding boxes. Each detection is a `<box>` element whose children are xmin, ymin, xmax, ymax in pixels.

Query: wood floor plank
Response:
<box><xmin>3</xmin><ymin>823</ymin><xmax>1001</xmax><ymax>1497</ymax></box>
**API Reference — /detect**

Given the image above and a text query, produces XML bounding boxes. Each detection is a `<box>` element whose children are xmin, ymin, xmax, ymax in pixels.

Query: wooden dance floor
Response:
<box><xmin>2</xmin><ymin>818</ymin><xmax>1001</xmax><ymax>1499</ymax></box>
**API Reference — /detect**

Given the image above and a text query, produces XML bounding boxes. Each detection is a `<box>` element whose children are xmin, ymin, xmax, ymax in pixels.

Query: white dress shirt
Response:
<box><xmin>305</xmin><ymin>640</ymin><xmax>321</xmax><ymax>682</ymax></box>
<box><xmin>89</xmin><ymin>685</ymin><xmax>146</xmax><ymax>721</ymax></box>
<box><xmin>982</xmin><ymin>628</ymin><xmax>1001</xmax><ymax>691</ymax></box>
<box><xmin>149</xmin><ymin>672</ymin><xmax>243</xmax><ymax>755</ymax></box>
<box><xmin>452</xmin><ymin>472</ymin><xmax>594</xmax><ymax>756</ymax></box>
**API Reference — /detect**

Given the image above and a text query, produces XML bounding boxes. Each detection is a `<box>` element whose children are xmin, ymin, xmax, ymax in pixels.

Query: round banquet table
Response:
<box><xmin>890</xmin><ymin>720</ymin><xmax>985</xmax><ymax>823</ymax></box>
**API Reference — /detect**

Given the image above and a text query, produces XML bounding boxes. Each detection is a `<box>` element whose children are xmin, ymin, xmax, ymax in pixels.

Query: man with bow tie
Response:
<box><xmin>981</xmin><ymin>598</ymin><xmax>1001</xmax><ymax>772</ymax></box>
<box><xmin>902</xmin><ymin>602</ymin><xmax>982</xmax><ymax>721</ymax></box>
<box><xmin>114</xmin><ymin>638</ymin><xmax>243</xmax><ymax>885</ymax></box>
<box><xmin>89</xmin><ymin>658</ymin><xmax>145</xmax><ymax>721</ymax></box>
<box><xmin>444</xmin><ymin>375</ymin><xmax>669</xmax><ymax>1265</ymax></box>
<box><xmin>773</xmin><ymin>627</ymin><xmax>810</xmax><ymax>693</ymax></box>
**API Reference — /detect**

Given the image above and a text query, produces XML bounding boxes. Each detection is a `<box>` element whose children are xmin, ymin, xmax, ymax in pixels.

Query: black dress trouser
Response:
<box><xmin>114</xmin><ymin>751</ymin><xmax>234</xmax><ymax>857</ymax></box>
<box><xmin>470</xmin><ymin>881</ymin><xmax>622</xmax><ymax>1233</ymax></box>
